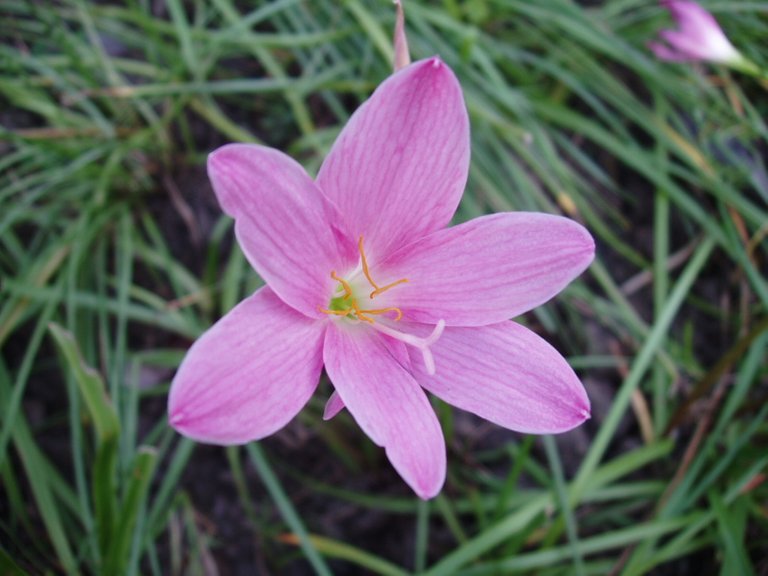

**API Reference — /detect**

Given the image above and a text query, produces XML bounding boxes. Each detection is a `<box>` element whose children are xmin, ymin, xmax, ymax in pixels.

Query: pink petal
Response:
<box><xmin>408</xmin><ymin>321</ymin><xmax>590</xmax><ymax>433</ymax></box>
<box><xmin>658</xmin><ymin>29</ymin><xmax>706</xmax><ymax>60</ymax></box>
<box><xmin>665</xmin><ymin>0</ymin><xmax>721</xmax><ymax>38</ymax></box>
<box><xmin>648</xmin><ymin>40</ymin><xmax>689</xmax><ymax>62</ymax></box>
<box><xmin>323</xmin><ymin>323</ymin><xmax>446</xmax><ymax>499</ymax></box>
<box><xmin>377</xmin><ymin>213</ymin><xmax>594</xmax><ymax>326</ymax></box>
<box><xmin>324</xmin><ymin>335</ymin><xmax>410</xmax><ymax>420</ymax></box>
<box><xmin>658</xmin><ymin>1</ymin><xmax>741</xmax><ymax>63</ymax></box>
<box><xmin>208</xmin><ymin>144</ymin><xmax>357</xmax><ymax>318</ymax></box>
<box><xmin>323</xmin><ymin>390</ymin><xmax>345</xmax><ymax>420</ymax></box>
<box><xmin>168</xmin><ymin>287</ymin><xmax>326</xmax><ymax>444</ymax></box>
<box><xmin>316</xmin><ymin>57</ymin><xmax>469</xmax><ymax>263</ymax></box>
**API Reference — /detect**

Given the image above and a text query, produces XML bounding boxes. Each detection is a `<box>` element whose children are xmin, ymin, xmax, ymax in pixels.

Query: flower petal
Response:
<box><xmin>408</xmin><ymin>321</ymin><xmax>590</xmax><ymax>434</ymax></box>
<box><xmin>168</xmin><ymin>287</ymin><xmax>326</xmax><ymax>444</ymax></box>
<box><xmin>378</xmin><ymin>212</ymin><xmax>594</xmax><ymax>326</ymax></box>
<box><xmin>658</xmin><ymin>1</ymin><xmax>741</xmax><ymax>63</ymax></box>
<box><xmin>658</xmin><ymin>29</ymin><xmax>707</xmax><ymax>60</ymax></box>
<box><xmin>208</xmin><ymin>144</ymin><xmax>357</xmax><ymax>318</ymax></box>
<box><xmin>666</xmin><ymin>0</ymin><xmax>722</xmax><ymax>43</ymax></box>
<box><xmin>323</xmin><ymin>323</ymin><xmax>446</xmax><ymax>499</ymax></box>
<box><xmin>648</xmin><ymin>40</ymin><xmax>689</xmax><ymax>62</ymax></box>
<box><xmin>323</xmin><ymin>390</ymin><xmax>345</xmax><ymax>420</ymax></box>
<box><xmin>317</xmin><ymin>57</ymin><xmax>469</xmax><ymax>262</ymax></box>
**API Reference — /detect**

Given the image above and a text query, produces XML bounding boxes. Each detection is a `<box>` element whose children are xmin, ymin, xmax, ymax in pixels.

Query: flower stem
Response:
<box><xmin>730</xmin><ymin>56</ymin><xmax>768</xmax><ymax>84</ymax></box>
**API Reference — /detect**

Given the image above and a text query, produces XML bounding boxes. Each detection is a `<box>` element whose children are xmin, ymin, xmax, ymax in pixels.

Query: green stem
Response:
<box><xmin>730</xmin><ymin>55</ymin><xmax>768</xmax><ymax>82</ymax></box>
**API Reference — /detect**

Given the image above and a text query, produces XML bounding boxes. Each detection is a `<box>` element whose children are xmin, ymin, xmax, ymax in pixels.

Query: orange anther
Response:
<box><xmin>357</xmin><ymin>236</ymin><xmax>408</xmax><ymax>299</ymax></box>
<box><xmin>321</xmin><ymin>240</ymin><xmax>407</xmax><ymax>324</ymax></box>
<box><xmin>351</xmin><ymin>301</ymin><xmax>375</xmax><ymax>324</ymax></box>
<box><xmin>317</xmin><ymin>306</ymin><xmax>352</xmax><ymax>318</ymax></box>
<box><xmin>370</xmin><ymin>279</ymin><xmax>408</xmax><ymax>299</ymax></box>
<box><xmin>330</xmin><ymin>271</ymin><xmax>353</xmax><ymax>300</ymax></box>
<box><xmin>366</xmin><ymin>306</ymin><xmax>403</xmax><ymax>321</ymax></box>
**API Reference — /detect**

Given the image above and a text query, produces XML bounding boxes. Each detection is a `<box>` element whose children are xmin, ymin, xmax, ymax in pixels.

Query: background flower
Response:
<box><xmin>649</xmin><ymin>0</ymin><xmax>742</xmax><ymax>64</ymax></box>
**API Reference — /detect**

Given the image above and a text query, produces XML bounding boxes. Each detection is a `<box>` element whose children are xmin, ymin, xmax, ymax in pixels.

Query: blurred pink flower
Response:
<box><xmin>649</xmin><ymin>1</ymin><xmax>742</xmax><ymax>64</ymax></box>
<box><xmin>168</xmin><ymin>58</ymin><xmax>594</xmax><ymax>499</ymax></box>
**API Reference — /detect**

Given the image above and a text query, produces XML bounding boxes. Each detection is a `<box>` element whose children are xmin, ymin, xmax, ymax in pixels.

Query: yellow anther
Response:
<box><xmin>319</xmin><ymin>301</ymin><xmax>403</xmax><ymax>323</ymax></box>
<box><xmin>351</xmin><ymin>301</ymin><xmax>375</xmax><ymax>324</ymax></box>
<box><xmin>369</xmin><ymin>279</ymin><xmax>409</xmax><ymax>299</ymax></box>
<box><xmin>320</xmin><ymin>239</ymin><xmax>408</xmax><ymax>324</ymax></box>
<box><xmin>357</xmin><ymin>236</ymin><xmax>408</xmax><ymax>299</ymax></box>
<box><xmin>318</xmin><ymin>306</ymin><xmax>352</xmax><ymax>317</ymax></box>
<box><xmin>358</xmin><ymin>236</ymin><xmax>377</xmax><ymax>288</ymax></box>
<box><xmin>330</xmin><ymin>271</ymin><xmax>353</xmax><ymax>300</ymax></box>
<box><xmin>353</xmin><ymin>303</ymin><xmax>403</xmax><ymax>324</ymax></box>
<box><xmin>365</xmin><ymin>306</ymin><xmax>403</xmax><ymax>321</ymax></box>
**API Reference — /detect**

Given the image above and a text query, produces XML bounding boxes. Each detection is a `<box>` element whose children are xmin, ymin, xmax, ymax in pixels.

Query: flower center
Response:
<box><xmin>319</xmin><ymin>236</ymin><xmax>445</xmax><ymax>375</ymax></box>
<box><xmin>319</xmin><ymin>236</ymin><xmax>408</xmax><ymax>324</ymax></box>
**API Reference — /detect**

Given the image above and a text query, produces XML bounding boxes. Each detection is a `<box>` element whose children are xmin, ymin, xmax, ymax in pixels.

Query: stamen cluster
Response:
<box><xmin>320</xmin><ymin>236</ymin><xmax>408</xmax><ymax>324</ymax></box>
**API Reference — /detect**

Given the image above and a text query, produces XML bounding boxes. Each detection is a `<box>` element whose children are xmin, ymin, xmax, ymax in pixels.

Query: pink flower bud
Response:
<box><xmin>649</xmin><ymin>1</ymin><xmax>742</xmax><ymax>64</ymax></box>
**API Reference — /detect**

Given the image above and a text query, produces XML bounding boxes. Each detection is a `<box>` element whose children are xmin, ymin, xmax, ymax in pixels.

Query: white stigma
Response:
<box><xmin>370</xmin><ymin>319</ymin><xmax>445</xmax><ymax>375</ymax></box>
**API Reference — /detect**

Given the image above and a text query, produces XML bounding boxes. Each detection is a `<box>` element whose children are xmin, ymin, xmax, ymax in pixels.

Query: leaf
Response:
<box><xmin>48</xmin><ymin>323</ymin><xmax>119</xmax><ymax>444</ymax></box>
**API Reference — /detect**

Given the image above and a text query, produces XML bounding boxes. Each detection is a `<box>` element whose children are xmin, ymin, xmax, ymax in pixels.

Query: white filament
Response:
<box><xmin>370</xmin><ymin>319</ymin><xmax>445</xmax><ymax>375</ymax></box>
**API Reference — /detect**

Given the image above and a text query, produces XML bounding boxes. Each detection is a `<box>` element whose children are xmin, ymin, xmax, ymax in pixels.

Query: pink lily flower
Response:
<box><xmin>168</xmin><ymin>57</ymin><xmax>594</xmax><ymax>499</ymax></box>
<box><xmin>649</xmin><ymin>1</ymin><xmax>742</xmax><ymax>64</ymax></box>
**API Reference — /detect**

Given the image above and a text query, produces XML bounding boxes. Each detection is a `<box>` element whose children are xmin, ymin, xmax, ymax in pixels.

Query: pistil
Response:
<box><xmin>370</xmin><ymin>320</ymin><xmax>445</xmax><ymax>375</ymax></box>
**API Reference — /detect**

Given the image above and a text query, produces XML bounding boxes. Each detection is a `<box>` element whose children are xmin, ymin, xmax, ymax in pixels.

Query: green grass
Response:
<box><xmin>1</xmin><ymin>0</ymin><xmax>767</xmax><ymax>574</ymax></box>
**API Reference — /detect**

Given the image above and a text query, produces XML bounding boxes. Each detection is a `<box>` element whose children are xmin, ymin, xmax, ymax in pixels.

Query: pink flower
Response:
<box><xmin>649</xmin><ymin>1</ymin><xmax>742</xmax><ymax>64</ymax></box>
<box><xmin>168</xmin><ymin>58</ymin><xmax>594</xmax><ymax>499</ymax></box>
